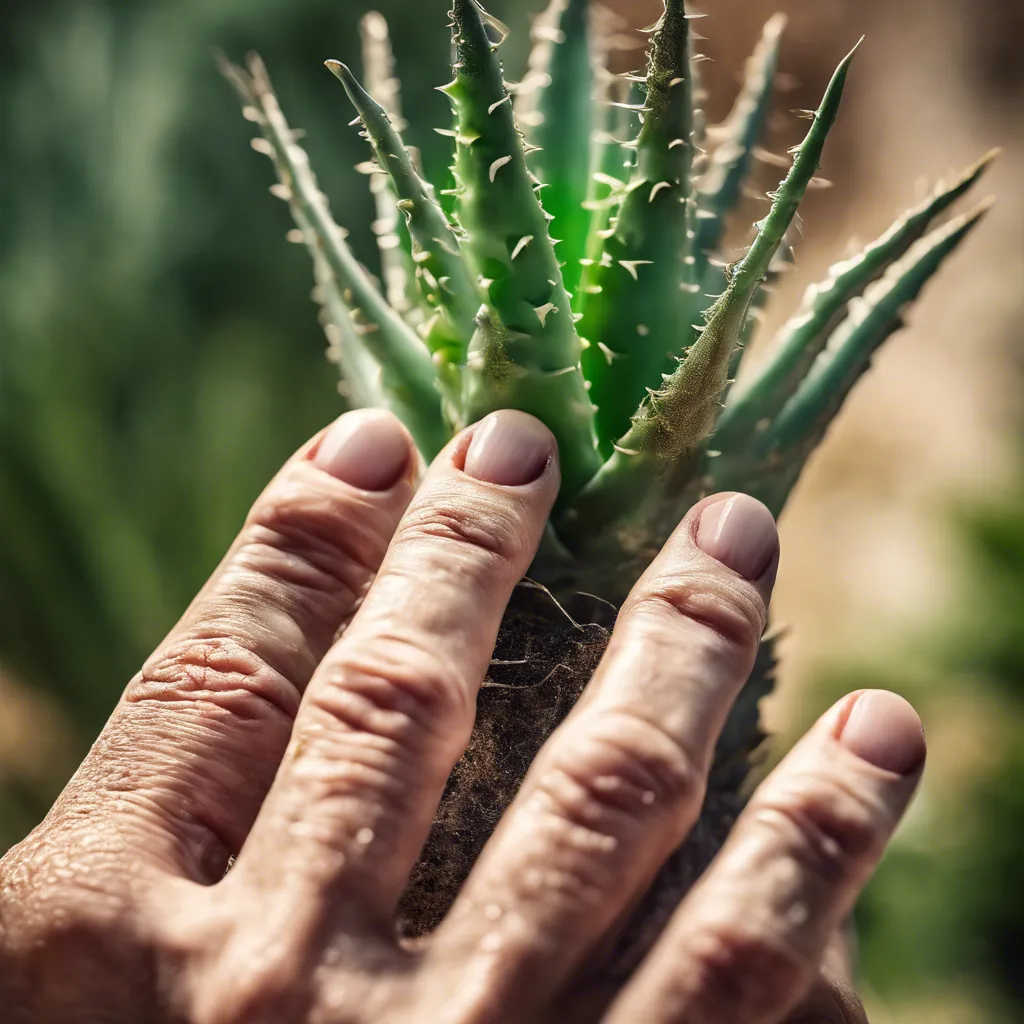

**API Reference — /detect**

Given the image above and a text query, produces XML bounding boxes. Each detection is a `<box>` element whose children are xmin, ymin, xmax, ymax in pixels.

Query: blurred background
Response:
<box><xmin>0</xmin><ymin>0</ymin><xmax>1021</xmax><ymax>1019</ymax></box>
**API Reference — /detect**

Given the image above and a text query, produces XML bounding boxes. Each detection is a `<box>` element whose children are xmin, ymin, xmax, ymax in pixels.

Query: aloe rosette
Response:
<box><xmin>223</xmin><ymin>0</ymin><xmax>992</xmax><ymax>963</ymax></box>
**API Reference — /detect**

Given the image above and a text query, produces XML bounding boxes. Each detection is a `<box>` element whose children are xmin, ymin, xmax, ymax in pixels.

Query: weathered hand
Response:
<box><xmin>0</xmin><ymin>409</ymin><xmax>923</xmax><ymax>1023</ymax></box>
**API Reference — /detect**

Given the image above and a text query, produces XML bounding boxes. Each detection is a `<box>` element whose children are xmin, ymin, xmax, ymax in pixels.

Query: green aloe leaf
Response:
<box><xmin>715</xmin><ymin>150</ymin><xmax>998</xmax><ymax>450</ymax></box>
<box><xmin>358</xmin><ymin>12</ymin><xmax>422</xmax><ymax>323</ymax></box>
<box><xmin>327</xmin><ymin>59</ymin><xmax>482</xmax><ymax>417</ymax></box>
<box><xmin>577</xmin><ymin>0</ymin><xmax>698</xmax><ymax>454</ymax></box>
<box><xmin>562</xmin><ymin>39</ymin><xmax>860</xmax><ymax>541</ymax></box>
<box><xmin>515</xmin><ymin>0</ymin><xmax>595</xmax><ymax>303</ymax></box>
<box><xmin>222</xmin><ymin>54</ymin><xmax>447</xmax><ymax>457</ymax></box>
<box><xmin>446</xmin><ymin>0</ymin><xmax>602</xmax><ymax>499</ymax></box>
<box><xmin>757</xmin><ymin>199</ymin><xmax>993</xmax><ymax>510</ymax></box>
<box><xmin>695</xmin><ymin>14</ymin><xmax>786</xmax><ymax>264</ymax></box>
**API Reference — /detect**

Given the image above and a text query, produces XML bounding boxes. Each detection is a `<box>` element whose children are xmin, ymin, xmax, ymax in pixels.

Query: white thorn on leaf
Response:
<box><xmin>619</xmin><ymin>260</ymin><xmax>653</xmax><ymax>280</ymax></box>
<box><xmin>489</xmin><ymin>156</ymin><xmax>513</xmax><ymax>182</ymax></box>
<box><xmin>649</xmin><ymin>181</ymin><xmax>673</xmax><ymax>203</ymax></box>
<box><xmin>533</xmin><ymin>303</ymin><xmax>558</xmax><ymax>327</ymax></box>
<box><xmin>488</xmin><ymin>95</ymin><xmax>512</xmax><ymax>115</ymax></box>
<box><xmin>511</xmin><ymin>235</ymin><xmax>534</xmax><ymax>260</ymax></box>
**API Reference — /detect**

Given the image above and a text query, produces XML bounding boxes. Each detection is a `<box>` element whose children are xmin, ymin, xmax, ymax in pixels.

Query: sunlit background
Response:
<box><xmin>1</xmin><ymin>0</ymin><xmax>1022</xmax><ymax>1020</ymax></box>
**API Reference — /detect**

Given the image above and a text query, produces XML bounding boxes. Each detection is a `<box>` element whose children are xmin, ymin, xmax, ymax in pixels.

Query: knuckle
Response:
<box><xmin>244</xmin><ymin>473</ymin><xmax>395</xmax><ymax>606</ymax></box>
<box><xmin>752</xmin><ymin>775</ymin><xmax>888</xmax><ymax>888</ymax></box>
<box><xmin>306</xmin><ymin>639</ymin><xmax>474</xmax><ymax>753</ymax></box>
<box><xmin>634</xmin><ymin>569</ymin><xmax>766</xmax><ymax>660</ymax></box>
<box><xmin>128</xmin><ymin>635</ymin><xmax>300</xmax><ymax>722</ymax></box>
<box><xmin>395</xmin><ymin>496</ymin><xmax>531</xmax><ymax>581</ymax></box>
<box><xmin>682</xmin><ymin>922</ymin><xmax>809</xmax><ymax>1019</ymax></box>
<box><xmin>538</xmin><ymin>711</ymin><xmax>705</xmax><ymax>834</ymax></box>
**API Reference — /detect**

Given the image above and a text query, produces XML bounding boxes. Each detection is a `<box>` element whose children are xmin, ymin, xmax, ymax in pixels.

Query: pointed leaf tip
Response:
<box><xmin>324</xmin><ymin>59</ymin><xmax>349</xmax><ymax>83</ymax></box>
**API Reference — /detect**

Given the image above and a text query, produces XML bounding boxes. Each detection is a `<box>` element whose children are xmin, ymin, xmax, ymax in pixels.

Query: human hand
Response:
<box><xmin>0</xmin><ymin>409</ymin><xmax>923</xmax><ymax>1022</ymax></box>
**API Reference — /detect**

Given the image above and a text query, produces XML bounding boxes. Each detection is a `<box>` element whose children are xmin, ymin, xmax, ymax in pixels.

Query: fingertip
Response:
<box><xmin>461</xmin><ymin>410</ymin><xmax>558</xmax><ymax>487</ymax></box>
<box><xmin>834</xmin><ymin>690</ymin><xmax>926</xmax><ymax>776</ymax></box>
<box><xmin>313</xmin><ymin>409</ymin><xmax>414</xmax><ymax>491</ymax></box>
<box><xmin>695</xmin><ymin>493</ymin><xmax>779</xmax><ymax>584</ymax></box>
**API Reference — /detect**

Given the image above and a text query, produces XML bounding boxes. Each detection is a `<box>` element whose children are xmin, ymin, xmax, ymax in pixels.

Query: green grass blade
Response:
<box><xmin>761</xmin><ymin>200</ymin><xmax>992</xmax><ymax>468</ymax></box>
<box><xmin>222</xmin><ymin>54</ymin><xmax>447</xmax><ymax>457</ymax></box>
<box><xmin>577</xmin><ymin>0</ymin><xmax>698</xmax><ymax>454</ymax></box>
<box><xmin>515</xmin><ymin>0</ymin><xmax>594</xmax><ymax>302</ymax></box>
<box><xmin>327</xmin><ymin>60</ymin><xmax>482</xmax><ymax>416</ymax></box>
<box><xmin>716</xmin><ymin>150</ymin><xmax>997</xmax><ymax>449</ymax></box>
<box><xmin>359</xmin><ymin>12</ymin><xmax>422</xmax><ymax>323</ymax></box>
<box><xmin>695</xmin><ymin>15</ymin><xmax>786</xmax><ymax>262</ymax></box>
<box><xmin>447</xmin><ymin>0</ymin><xmax>601</xmax><ymax>498</ymax></box>
<box><xmin>563</xmin><ymin>40</ymin><xmax>858</xmax><ymax>537</ymax></box>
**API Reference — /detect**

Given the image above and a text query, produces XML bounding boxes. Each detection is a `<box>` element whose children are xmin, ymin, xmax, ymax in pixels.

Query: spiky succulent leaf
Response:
<box><xmin>516</xmin><ymin>0</ymin><xmax>595</xmax><ymax>303</ymax></box>
<box><xmin>752</xmin><ymin>200</ymin><xmax>993</xmax><ymax>512</ymax></box>
<box><xmin>446</xmin><ymin>0</ymin><xmax>602</xmax><ymax>499</ymax></box>
<box><xmin>564</xmin><ymin>41</ymin><xmax>860</xmax><ymax>542</ymax></box>
<box><xmin>578</xmin><ymin>78</ymin><xmax>640</xmax><ymax>302</ymax></box>
<box><xmin>695</xmin><ymin>14</ymin><xmax>786</xmax><ymax>264</ymax></box>
<box><xmin>327</xmin><ymin>60</ymin><xmax>481</xmax><ymax>416</ymax></box>
<box><xmin>715</xmin><ymin>150</ymin><xmax>998</xmax><ymax>451</ymax></box>
<box><xmin>723</xmin><ymin>236</ymin><xmax>795</xmax><ymax>403</ymax></box>
<box><xmin>226</xmin><ymin>0</ymin><xmax>995</xmax><ymax>948</ymax></box>
<box><xmin>577</xmin><ymin>1</ymin><xmax>699</xmax><ymax>453</ymax></box>
<box><xmin>358</xmin><ymin>13</ymin><xmax>422</xmax><ymax>323</ymax></box>
<box><xmin>222</xmin><ymin>55</ymin><xmax>446</xmax><ymax>454</ymax></box>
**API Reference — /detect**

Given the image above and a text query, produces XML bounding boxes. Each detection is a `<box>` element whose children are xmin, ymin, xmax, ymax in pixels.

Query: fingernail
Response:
<box><xmin>837</xmin><ymin>691</ymin><xmax>926</xmax><ymax>775</ymax></box>
<box><xmin>314</xmin><ymin>410</ymin><xmax>411</xmax><ymax>490</ymax></box>
<box><xmin>696</xmin><ymin>494</ymin><xmax>779</xmax><ymax>580</ymax></box>
<box><xmin>464</xmin><ymin>410</ymin><xmax>555</xmax><ymax>486</ymax></box>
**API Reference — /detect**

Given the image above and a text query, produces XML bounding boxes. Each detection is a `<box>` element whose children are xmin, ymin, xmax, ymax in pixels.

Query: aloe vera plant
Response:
<box><xmin>224</xmin><ymin>0</ymin><xmax>992</xmax><ymax>962</ymax></box>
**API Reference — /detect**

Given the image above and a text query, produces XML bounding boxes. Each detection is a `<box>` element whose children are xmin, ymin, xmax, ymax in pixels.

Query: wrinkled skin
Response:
<box><xmin>0</xmin><ymin>409</ymin><xmax>924</xmax><ymax>1023</ymax></box>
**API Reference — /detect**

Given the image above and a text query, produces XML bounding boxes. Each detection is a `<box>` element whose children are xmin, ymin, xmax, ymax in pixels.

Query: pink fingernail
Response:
<box><xmin>695</xmin><ymin>494</ymin><xmax>779</xmax><ymax>581</ymax></box>
<box><xmin>464</xmin><ymin>410</ymin><xmax>555</xmax><ymax>486</ymax></box>
<box><xmin>837</xmin><ymin>691</ymin><xmax>926</xmax><ymax>775</ymax></box>
<box><xmin>314</xmin><ymin>410</ymin><xmax>411</xmax><ymax>490</ymax></box>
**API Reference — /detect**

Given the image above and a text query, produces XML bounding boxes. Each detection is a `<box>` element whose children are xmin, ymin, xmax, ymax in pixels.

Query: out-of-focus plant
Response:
<box><xmin>815</xmin><ymin>438</ymin><xmax>1024</xmax><ymax>1021</ymax></box>
<box><xmin>0</xmin><ymin>0</ymin><xmax>488</xmax><ymax>849</ymax></box>
<box><xmin>222</xmin><ymin>0</ymin><xmax>991</xmax><ymax>944</ymax></box>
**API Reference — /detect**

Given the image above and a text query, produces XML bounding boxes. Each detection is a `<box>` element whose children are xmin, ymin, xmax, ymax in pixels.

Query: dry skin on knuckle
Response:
<box><xmin>631</xmin><ymin>567</ymin><xmax>767</xmax><ymax>661</ymax></box>
<box><xmin>747</xmin><ymin>769</ymin><xmax>893</xmax><ymax>892</ymax></box>
<box><xmin>293</xmin><ymin>643</ymin><xmax>475</xmax><ymax>804</ymax></box>
<box><xmin>394</xmin><ymin>489</ymin><xmax>536</xmax><ymax>583</ymax></box>
<box><xmin>309</xmin><ymin>636</ymin><xmax>474</xmax><ymax>741</ymax></box>
<box><xmin>674</xmin><ymin>919</ymin><xmax>811</xmax><ymax>1020</ymax></box>
<box><xmin>537</xmin><ymin>710</ymin><xmax>706</xmax><ymax>835</ymax></box>
<box><xmin>245</xmin><ymin>474</ymin><xmax>396</xmax><ymax>603</ymax></box>
<box><xmin>128</xmin><ymin>635</ymin><xmax>302</xmax><ymax>723</ymax></box>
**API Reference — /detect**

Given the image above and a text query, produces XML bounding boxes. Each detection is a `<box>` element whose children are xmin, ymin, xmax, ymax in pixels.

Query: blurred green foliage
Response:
<box><xmin>0</xmin><ymin>0</ymin><xmax>524</xmax><ymax>840</ymax></box>
<box><xmin>830</xmin><ymin>459</ymin><xmax>1024</xmax><ymax>1020</ymax></box>
<box><xmin>1</xmin><ymin>0</ymin><xmax>1023</xmax><ymax>1017</ymax></box>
